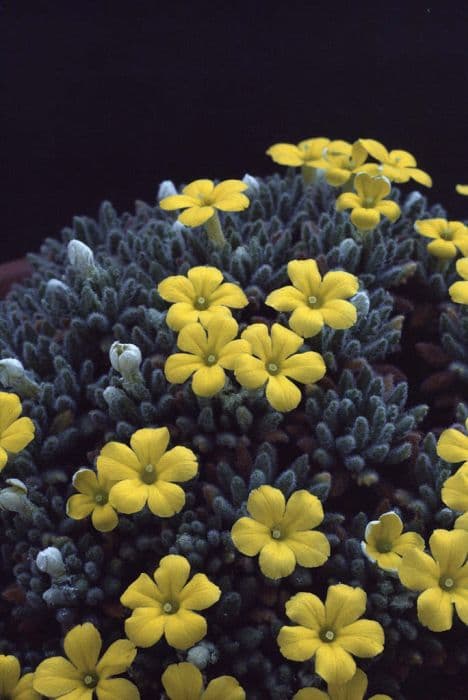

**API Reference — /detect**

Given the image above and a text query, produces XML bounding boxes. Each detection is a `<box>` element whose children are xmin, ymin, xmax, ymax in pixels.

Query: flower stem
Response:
<box><xmin>301</xmin><ymin>165</ymin><xmax>317</xmax><ymax>185</ymax></box>
<box><xmin>204</xmin><ymin>211</ymin><xmax>226</xmax><ymax>247</ymax></box>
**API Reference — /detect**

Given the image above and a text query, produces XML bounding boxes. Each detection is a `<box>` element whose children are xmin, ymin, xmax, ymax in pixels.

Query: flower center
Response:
<box><xmin>163</xmin><ymin>600</ymin><xmax>179</xmax><ymax>614</ymax></box>
<box><xmin>364</xmin><ymin>196</ymin><xmax>376</xmax><ymax>207</ymax></box>
<box><xmin>206</xmin><ymin>354</ymin><xmax>217</xmax><ymax>366</ymax></box>
<box><xmin>376</xmin><ymin>540</ymin><xmax>393</xmax><ymax>553</ymax></box>
<box><xmin>94</xmin><ymin>492</ymin><xmax>108</xmax><ymax>505</ymax></box>
<box><xmin>195</xmin><ymin>295</ymin><xmax>208</xmax><ymax>309</ymax></box>
<box><xmin>271</xmin><ymin>528</ymin><xmax>282</xmax><ymax>540</ymax></box>
<box><xmin>440</xmin><ymin>576</ymin><xmax>455</xmax><ymax>590</ymax></box>
<box><xmin>83</xmin><ymin>674</ymin><xmax>98</xmax><ymax>688</ymax></box>
<box><xmin>440</xmin><ymin>230</ymin><xmax>453</xmax><ymax>241</ymax></box>
<box><xmin>267</xmin><ymin>362</ymin><xmax>279</xmax><ymax>375</ymax></box>
<box><xmin>320</xmin><ymin>628</ymin><xmax>335</xmax><ymax>642</ymax></box>
<box><xmin>142</xmin><ymin>463</ymin><xmax>157</xmax><ymax>485</ymax></box>
<box><xmin>308</xmin><ymin>295</ymin><xmax>318</xmax><ymax>306</ymax></box>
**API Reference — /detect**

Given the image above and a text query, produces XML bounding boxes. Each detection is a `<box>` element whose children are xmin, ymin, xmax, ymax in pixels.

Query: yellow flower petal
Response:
<box><xmin>206</xmin><ymin>316</ymin><xmax>238</xmax><ymax>352</ymax></box>
<box><xmin>66</xmin><ymin>493</ymin><xmax>95</xmax><ymax>520</ymax></box>
<box><xmin>320</xmin><ymin>300</ymin><xmax>357</xmax><ymax>330</ymax></box>
<box><xmin>179</xmin><ymin>206</ymin><xmax>215</xmax><ymax>227</ymax></box>
<box><xmin>285</xmin><ymin>531</ymin><xmax>330</xmax><ymax>568</ymax></box>
<box><xmin>218</xmin><ymin>339</ymin><xmax>251</xmax><ymax>370</ymax></box>
<box><xmin>456</xmin><ymin>184</ymin><xmax>468</xmax><ymax>195</ymax></box>
<box><xmin>429</xmin><ymin>528</ymin><xmax>468</xmax><ymax>574</ymax></box>
<box><xmin>441</xmin><ymin>467</ymin><xmax>468</xmax><ymax>511</ymax></box>
<box><xmin>155</xmin><ymin>446</ymin><xmax>197</xmax><ymax>482</ymax></box>
<box><xmin>12</xmin><ymin>671</ymin><xmax>41</xmax><ymax>700</ymax></box>
<box><xmin>214</xmin><ymin>192</ymin><xmax>250</xmax><ymax>212</ymax></box>
<box><xmin>97</xmin><ymin>678</ymin><xmax>140</xmax><ymax>700</ymax></box>
<box><xmin>452</xmin><ymin>586</ymin><xmax>468</xmax><ymax>625</ymax></box>
<box><xmin>0</xmin><ymin>655</ymin><xmax>20</xmax><ymax>696</ymax></box>
<box><xmin>390</xmin><ymin>149</ymin><xmax>416</xmax><ymax>167</ymax></box>
<box><xmin>325</xmin><ymin>168</ymin><xmax>352</xmax><ymax>186</ymax></box>
<box><xmin>72</xmin><ymin>468</ymin><xmax>99</xmax><ymax>495</ymax></box>
<box><xmin>159</xmin><ymin>195</ymin><xmax>198</xmax><ymax>211</ymax></box>
<box><xmin>437</xmin><ymin>427</ymin><xmax>468</xmax><ymax>464</ymax></box>
<box><xmin>259</xmin><ymin>540</ymin><xmax>296</xmax><ymax>578</ymax></box>
<box><xmin>162</xmin><ymin>662</ymin><xmax>203</xmax><ymax>700</ymax></box>
<box><xmin>147</xmin><ymin>481</ymin><xmax>186</xmax><ymax>517</ymax></box>
<box><xmin>285</xmin><ymin>592</ymin><xmax>325</xmax><ymax>629</ymax></box>
<box><xmin>293</xmin><ymin>689</ymin><xmax>328</xmax><ymax>700</ymax></box>
<box><xmin>0</xmin><ymin>448</ymin><xmax>7</xmax><ymax>471</ymax></box>
<box><xmin>0</xmin><ymin>417</ymin><xmax>35</xmax><ymax>454</ymax></box>
<box><xmin>234</xmin><ymin>354</ymin><xmax>268</xmax><ymax>389</ymax></box>
<box><xmin>64</xmin><ymin>623</ymin><xmax>102</xmax><ymax>672</ymax></box>
<box><xmin>191</xmin><ymin>365</ymin><xmax>226</xmax><ymax>397</ymax></box>
<box><xmin>164</xmin><ymin>609</ymin><xmax>207</xmax><ymax>650</ymax></box>
<box><xmin>209</xmin><ymin>282</ymin><xmax>248</xmax><ymax>308</ymax></box>
<box><xmin>91</xmin><ymin>504</ymin><xmax>118</xmax><ymax>532</ymax></box>
<box><xmin>177</xmin><ymin>323</ymin><xmax>208</xmax><ymax>355</ymax></box>
<box><xmin>281</xmin><ymin>352</ymin><xmax>326</xmax><ymax>384</ymax></box>
<box><xmin>337</xmin><ymin>619</ymin><xmax>384</xmax><ymax>657</ymax></box>
<box><xmin>277</xmin><ymin>625</ymin><xmax>322</xmax><ymax>661</ymax></box>
<box><xmin>427</xmin><ymin>239</ymin><xmax>457</xmax><ymax>259</ymax></box>
<box><xmin>392</xmin><ymin>531</ymin><xmax>425</xmax><ymax>556</ymax></box>
<box><xmin>409</xmin><ymin>168</ymin><xmax>432</xmax><ymax>187</ymax></box>
<box><xmin>187</xmin><ymin>266</ymin><xmax>223</xmax><ymax>297</ymax></box>
<box><xmin>350</xmin><ymin>207</ymin><xmax>380</xmax><ymax>231</ymax></box>
<box><xmin>417</xmin><ymin>587</ymin><xmax>453</xmax><ymax>631</ymax></box>
<box><xmin>288</xmin><ymin>307</ymin><xmax>324</xmax><ymax>337</ymax></box>
<box><xmin>165</xmin><ymin>353</ymin><xmax>205</xmax><ymax>384</ymax></box>
<box><xmin>287</xmin><ymin>260</ymin><xmax>321</xmax><ymax>297</ymax></box>
<box><xmin>359</xmin><ymin>139</ymin><xmax>389</xmax><ymax>163</ymax></box>
<box><xmin>335</xmin><ymin>192</ymin><xmax>361</xmax><ymax>211</ymax></box>
<box><xmin>449</xmin><ymin>280</ymin><xmax>468</xmax><ymax>304</ymax></box>
<box><xmin>247</xmin><ymin>485</ymin><xmax>286</xmax><ymax>526</ymax></box>
<box><xmin>369</xmin><ymin>511</ymin><xmax>403</xmax><ymax>542</ymax></box>
<box><xmin>265</xmin><ymin>374</ymin><xmax>302</xmax><ymax>412</ymax></box>
<box><xmin>178</xmin><ymin>573</ymin><xmax>221</xmax><ymax>610</ymax></box>
<box><xmin>240</xmin><ymin>324</ymin><xmax>272</xmax><ymax>362</ymax></box>
<box><xmin>324</xmin><ymin>585</ymin><xmax>366</xmax><ymax>629</ymax></box>
<box><xmin>124</xmin><ymin>607</ymin><xmax>165</xmax><ymax>647</ymax></box>
<box><xmin>319</xmin><ymin>271</ymin><xmax>359</xmax><ymax>301</ymax></box>
<box><xmin>202</xmin><ymin>676</ymin><xmax>246</xmax><ymax>700</ymax></box>
<box><xmin>130</xmin><ymin>427</ymin><xmax>169</xmax><ymax>469</ymax></box>
<box><xmin>281</xmin><ymin>491</ymin><xmax>324</xmax><ymax>532</ymax></box>
<box><xmin>212</xmin><ymin>179</ymin><xmax>248</xmax><ymax>199</ymax></box>
<box><xmin>109</xmin><ymin>480</ymin><xmax>148</xmax><ymax>514</ymax></box>
<box><xmin>375</xmin><ymin>200</ymin><xmax>401</xmax><ymax>222</ymax></box>
<box><xmin>198</xmin><ymin>306</ymin><xmax>233</xmax><ymax>327</ymax></box>
<box><xmin>327</xmin><ymin>667</ymin><xmax>369</xmax><ymax>700</ymax></box>
<box><xmin>456</xmin><ymin>257</ymin><xmax>468</xmax><ymax>280</ymax></box>
<box><xmin>97</xmin><ymin>441</ymin><xmax>141</xmax><ymax>480</ymax></box>
<box><xmin>166</xmin><ymin>303</ymin><xmax>200</xmax><ymax>331</ymax></box>
<box><xmin>158</xmin><ymin>275</ymin><xmax>196</xmax><ymax>304</ymax></box>
<box><xmin>265</xmin><ymin>286</ymin><xmax>305</xmax><ymax>312</ymax></box>
<box><xmin>314</xmin><ymin>643</ymin><xmax>356</xmax><ymax>684</ymax></box>
<box><xmin>32</xmin><ymin>657</ymin><xmax>82</xmax><ymax>696</ymax></box>
<box><xmin>455</xmin><ymin>512</ymin><xmax>468</xmax><ymax>531</ymax></box>
<box><xmin>95</xmin><ymin>639</ymin><xmax>136</xmax><ymax>679</ymax></box>
<box><xmin>155</xmin><ymin>555</ymin><xmax>191</xmax><ymax>597</ymax></box>
<box><xmin>231</xmin><ymin>517</ymin><xmax>271</xmax><ymax>556</ymax></box>
<box><xmin>120</xmin><ymin>574</ymin><xmax>163</xmax><ymax>609</ymax></box>
<box><xmin>398</xmin><ymin>548</ymin><xmax>439</xmax><ymax>590</ymax></box>
<box><xmin>182</xmin><ymin>180</ymin><xmax>214</xmax><ymax>199</ymax></box>
<box><xmin>267</xmin><ymin>143</ymin><xmax>304</xmax><ymax>167</ymax></box>
<box><xmin>0</xmin><ymin>393</ymin><xmax>22</xmax><ymax>433</ymax></box>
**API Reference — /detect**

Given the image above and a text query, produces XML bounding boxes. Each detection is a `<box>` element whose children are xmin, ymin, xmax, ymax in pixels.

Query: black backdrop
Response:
<box><xmin>2</xmin><ymin>1</ymin><xmax>468</xmax><ymax>263</ymax></box>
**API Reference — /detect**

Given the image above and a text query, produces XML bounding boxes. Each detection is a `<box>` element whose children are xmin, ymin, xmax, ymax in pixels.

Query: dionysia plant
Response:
<box><xmin>0</xmin><ymin>137</ymin><xmax>467</xmax><ymax>700</ymax></box>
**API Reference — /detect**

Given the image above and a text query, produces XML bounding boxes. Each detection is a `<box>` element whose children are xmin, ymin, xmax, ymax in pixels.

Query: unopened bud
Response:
<box><xmin>46</xmin><ymin>279</ymin><xmax>70</xmax><ymax>294</ymax></box>
<box><xmin>109</xmin><ymin>341</ymin><xmax>142</xmax><ymax>379</ymax></box>
<box><xmin>351</xmin><ymin>291</ymin><xmax>370</xmax><ymax>317</ymax></box>
<box><xmin>158</xmin><ymin>180</ymin><xmax>178</xmax><ymax>200</ymax></box>
<box><xmin>36</xmin><ymin>547</ymin><xmax>66</xmax><ymax>578</ymax></box>
<box><xmin>0</xmin><ymin>479</ymin><xmax>32</xmax><ymax>516</ymax></box>
<box><xmin>242</xmin><ymin>173</ymin><xmax>260</xmax><ymax>192</ymax></box>
<box><xmin>67</xmin><ymin>239</ymin><xmax>95</xmax><ymax>273</ymax></box>
<box><xmin>0</xmin><ymin>358</ymin><xmax>25</xmax><ymax>383</ymax></box>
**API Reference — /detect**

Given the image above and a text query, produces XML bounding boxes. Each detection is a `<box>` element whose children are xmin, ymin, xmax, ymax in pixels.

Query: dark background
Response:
<box><xmin>1</xmin><ymin>1</ymin><xmax>468</xmax><ymax>264</ymax></box>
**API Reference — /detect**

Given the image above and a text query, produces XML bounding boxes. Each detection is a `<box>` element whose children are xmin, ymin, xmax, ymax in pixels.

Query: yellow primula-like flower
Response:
<box><xmin>231</xmin><ymin>485</ymin><xmax>330</xmax><ymax>579</ymax></box>
<box><xmin>121</xmin><ymin>554</ymin><xmax>221</xmax><ymax>650</ymax></box>
<box><xmin>311</xmin><ymin>139</ymin><xmax>369</xmax><ymax>187</ymax></box>
<box><xmin>157</xmin><ymin>266</ymin><xmax>248</xmax><ymax>331</ymax></box>
<box><xmin>164</xmin><ymin>317</ymin><xmax>250</xmax><ymax>397</ymax></box>
<box><xmin>456</xmin><ymin>184</ymin><xmax>468</xmax><ymax>195</ymax></box>
<box><xmin>336</xmin><ymin>173</ymin><xmax>401</xmax><ymax>232</ymax></box>
<box><xmin>277</xmin><ymin>584</ymin><xmax>384</xmax><ymax>685</ymax></box>
<box><xmin>0</xmin><ymin>654</ymin><xmax>40</xmax><ymax>700</ymax></box>
<box><xmin>361</xmin><ymin>511</ymin><xmax>424</xmax><ymax>572</ymax></box>
<box><xmin>399</xmin><ymin>528</ymin><xmax>468</xmax><ymax>632</ymax></box>
<box><xmin>436</xmin><ymin>418</ymin><xmax>468</xmax><ymax>469</ymax></box>
<box><xmin>441</xmin><ymin>464</ymin><xmax>468</xmax><ymax>531</ymax></box>
<box><xmin>266</xmin><ymin>137</ymin><xmax>330</xmax><ymax>167</ymax></box>
<box><xmin>449</xmin><ymin>258</ymin><xmax>468</xmax><ymax>304</ymax></box>
<box><xmin>97</xmin><ymin>427</ymin><xmax>197</xmax><ymax>517</ymax></box>
<box><xmin>414</xmin><ymin>219</ymin><xmax>468</xmax><ymax>259</ymax></box>
<box><xmin>33</xmin><ymin>622</ymin><xmax>139</xmax><ymax>699</ymax></box>
<box><xmin>265</xmin><ymin>259</ymin><xmax>359</xmax><ymax>338</ymax></box>
<box><xmin>359</xmin><ymin>139</ymin><xmax>432</xmax><ymax>187</ymax></box>
<box><xmin>66</xmin><ymin>468</ymin><xmax>119</xmax><ymax>532</ymax></box>
<box><xmin>293</xmin><ymin>668</ymin><xmax>391</xmax><ymax>700</ymax></box>
<box><xmin>0</xmin><ymin>392</ymin><xmax>35</xmax><ymax>472</ymax></box>
<box><xmin>161</xmin><ymin>662</ymin><xmax>245</xmax><ymax>700</ymax></box>
<box><xmin>234</xmin><ymin>323</ymin><xmax>326</xmax><ymax>412</ymax></box>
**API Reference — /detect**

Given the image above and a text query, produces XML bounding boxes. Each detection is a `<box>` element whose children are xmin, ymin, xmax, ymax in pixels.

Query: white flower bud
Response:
<box><xmin>186</xmin><ymin>641</ymin><xmax>218</xmax><ymax>669</ymax></box>
<box><xmin>351</xmin><ymin>290</ymin><xmax>370</xmax><ymax>317</ymax></box>
<box><xmin>36</xmin><ymin>547</ymin><xmax>66</xmax><ymax>578</ymax></box>
<box><xmin>109</xmin><ymin>341</ymin><xmax>142</xmax><ymax>378</ymax></box>
<box><xmin>172</xmin><ymin>220</ymin><xmax>187</xmax><ymax>232</ymax></box>
<box><xmin>0</xmin><ymin>358</ymin><xmax>25</xmax><ymax>384</ymax></box>
<box><xmin>0</xmin><ymin>479</ymin><xmax>31</xmax><ymax>515</ymax></box>
<box><xmin>67</xmin><ymin>239</ymin><xmax>95</xmax><ymax>272</ymax></box>
<box><xmin>242</xmin><ymin>173</ymin><xmax>260</xmax><ymax>191</ymax></box>
<box><xmin>46</xmin><ymin>279</ymin><xmax>69</xmax><ymax>293</ymax></box>
<box><xmin>158</xmin><ymin>180</ymin><xmax>178</xmax><ymax>200</ymax></box>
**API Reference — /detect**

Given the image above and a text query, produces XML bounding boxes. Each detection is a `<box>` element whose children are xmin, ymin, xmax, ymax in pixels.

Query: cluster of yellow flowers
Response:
<box><xmin>158</xmin><ymin>260</ymin><xmax>359</xmax><ymax>411</ymax></box>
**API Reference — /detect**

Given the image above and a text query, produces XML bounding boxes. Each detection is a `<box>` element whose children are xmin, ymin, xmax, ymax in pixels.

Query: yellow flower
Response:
<box><xmin>66</xmin><ymin>468</ymin><xmax>119</xmax><ymax>532</ymax></box>
<box><xmin>414</xmin><ymin>219</ymin><xmax>468</xmax><ymax>259</ymax></box>
<box><xmin>399</xmin><ymin>529</ymin><xmax>468</xmax><ymax>632</ymax></box>
<box><xmin>336</xmin><ymin>173</ymin><xmax>400</xmax><ymax>231</ymax></box>
<box><xmin>293</xmin><ymin>668</ymin><xmax>391</xmax><ymax>700</ymax></box>
<box><xmin>164</xmin><ymin>317</ymin><xmax>250</xmax><ymax>397</ymax></box>
<box><xmin>311</xmin><ymin>140</ymin><xmax>369</xmax><ymax>187</ymax></box>
<box><xmin>161</xmin><ymin>662</ymin><xmax>245</xmax><ymax>700</ymax></box>
<box><xmin>456</xmin><ymin>184</ymin><xmax>468</xmax><ymax>195</ymax></box>
<box><xmin>0</xmin><ymin>392</ymin><xmax>35</xmax><ymax>471</ymax></box>
<box><xmin>449</xmin><ymin>257</ymin><xmax>468</xmax><ymax>304</ymax></box>
<box><xmin>277</xmin><ymin>584</ymin><xmax>384</xmax><ymax>685</ymax></box>
<box><xmin>121</xmin><ymin>554</ymin><xmax>221</xmax><ymax>650</ymax></box>
<box><xmin>359</xmin><ymin>139</ymin><xmax>432</xmax><ymax>186</ymax></box>
<box><xmin>436</xmin><ymin>418</ymin><xmax>468</xmax><ymax>469</ymax></box>
<box><xmin>159</xmin><ymin>179</ymin><xmax>249</xmax><ymax>227</ymax></box>
<box><xmin>33</xmin><ymin>622</ymin><xmax>139</xmax><ymax>699</ymax></box>
<box><xmin>234</xmin><ymin>323</ymin><xmax>326</xmax><ymax>412</ymax></box>
<box><xmin>231</xmin><ymin>485</ymin><xmax>330</xmax><ymax>579</ymax></box>
<box><xmin>361</xmin><ymin>511</ymin><xmax>424</xmax><ymax>572</ymax></box>
<box><xmin>157</xmin><ymin>266</ymin><xmax>248</xmax><ymax>331</ymax></box>
<box><xmin>265</xmin><ymin>259</ymin><xmax>359</xmax><ymax>338</ymax></box>
<box><xmin>266</xmin><ymin>137</ymin><xmax>330</xmax><ymax>167</ymax></box>
<box><xmin>0</xmin><ymin>655</ymin><xmax>40</xmax><ymax>700</ymax></box>
<box><xmin>441</xmin><ymin>465</ymin><xmax>468</xmax><ymax>531</ymax></box>
<box><xmin>97</xmin><ymin>427</ymin><xmax>198</xmax><ymax>517</ymax></box>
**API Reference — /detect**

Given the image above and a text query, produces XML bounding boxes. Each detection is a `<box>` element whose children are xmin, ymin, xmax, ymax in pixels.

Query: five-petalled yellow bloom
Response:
<box><xmin>161</xmin><ymin>662</ymin><xmax>245</xmax><ymax>700</ymax></box>
<box><xmin>336</xmin><ymin>172</ymin><xmax>400</xmax><ymax>231</ymax></box>
<box><xmin>361</xmin><ymin>511</ymin><xmax>424</xmax><ymax>572</ymax></box>
<box><xmin>414</xmin><ymin>219</ymin><xmax>468</xmax><ymax>259</ymax></box>
<box><xmin>0</xmin><ymin>392</ymin><xmax>35</xmax><ymax>472</ymax></box>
